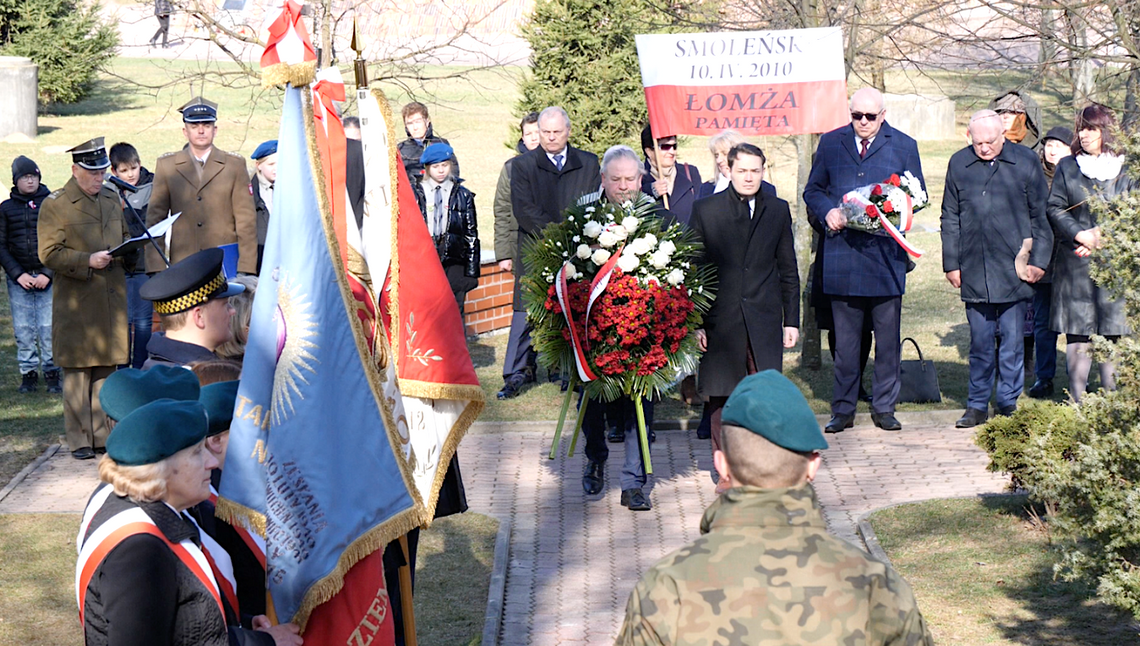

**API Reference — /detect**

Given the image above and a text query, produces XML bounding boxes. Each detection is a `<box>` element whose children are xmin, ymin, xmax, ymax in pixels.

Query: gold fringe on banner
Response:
<box><xmin>286</xmin><ymin>86</ymin><xmax>429</xmax><ymax>631</ymax></box>
<box><xmin>214</xmin><ymin>497</ymin><xmax>268</xmax><ymax>537</ymax></box>
<box><xmin>261</xmin><ymin>60</ymin><xmax>317</xmax><ymax>89</ymax></box>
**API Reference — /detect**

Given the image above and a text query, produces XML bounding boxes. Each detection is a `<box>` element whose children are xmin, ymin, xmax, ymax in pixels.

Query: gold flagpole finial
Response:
<box><xmin>352</xmin><ymin>18</ymin><xmax>368</xmax><ymax>88</ymax></box>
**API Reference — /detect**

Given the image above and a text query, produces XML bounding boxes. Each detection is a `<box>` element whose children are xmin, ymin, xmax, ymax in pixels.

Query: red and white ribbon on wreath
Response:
<box><xmin>557</xmin><ymin>263</ymin><xmax>599</xmax><ymax>382</ymax></box>
<box><xmin>845</xmin><ymin>190</ymin><xmax>923</xmax><ymax>258</ymax></box>
<box><xmin>584</xmin><ymin>245</ymin><xmax>625</xmax><ymax>348</ymax></box>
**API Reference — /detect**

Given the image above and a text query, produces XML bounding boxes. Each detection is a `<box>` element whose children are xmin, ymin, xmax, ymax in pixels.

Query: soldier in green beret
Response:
<box><xmin>617</xmin><ymin>370</ymin><xmax>934</xmax><ymax>646</ymax></box>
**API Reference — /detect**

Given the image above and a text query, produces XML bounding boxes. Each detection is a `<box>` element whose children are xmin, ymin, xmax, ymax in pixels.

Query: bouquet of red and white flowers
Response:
<box><xmin>833</xmin><ymin>171</ymin><xmax>927</xmax><ymax>258</ymax></box>
<box><xmin>521</xmin><ymin>193</ymin><xmax>715</xmax><ymax>468</ymax></box>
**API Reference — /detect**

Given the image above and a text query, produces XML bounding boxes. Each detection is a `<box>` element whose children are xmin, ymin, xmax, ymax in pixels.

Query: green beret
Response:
<box><xmin>200</xmin><ymin>380</ymin><xmax>239</xmax><ymax>437</ymax></box>
<box><xmin>721</xmin><ymin>370</ymin><xmax>828</xmax><ymax>452</ymax></box>
<box><xmin>106</xmin><ymin>399</ymin><xmax>209</xmax><ymax>466</ymax></box>
<box><xmin>100</xmin><ymin>366</ymin><xmax>201</xmax><ymax>422</ymax></box>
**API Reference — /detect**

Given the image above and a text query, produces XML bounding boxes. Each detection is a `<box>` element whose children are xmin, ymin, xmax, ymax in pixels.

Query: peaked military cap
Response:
<box><xmin>100</xmin><ymin>366</ymin><xmax>202</xmax><ymax>422</ymax></box>
<box><xmin>721</xmin><ymin>370</ymin><xmax>828</xmax><ymax>452</ymax></box>
<box><xmin>251</xmin><ymin>140</ymin><xmax>278</xmax><ymax>160</ymax></box>
<box><xmin>200</xmin><ymin>380</ymin><xmax>240</xmax><ymax>437</ymax></box>
<box><xmin>107</xmin><ymin>399</ymin><xmax>209</xmax><ymax>466</ymax></box>
<box><xmin>139</xmin><ymin>248</ymin><xmax>245</xmax><ymax>315</ymax></box>
<box><xmin>67</xmin><ymin>137</ymin><xmax>111</xmax><ymax>171</ymax></box>
<box><xmin>179</xmin><ymin>96</ymin><xmax>218</xmax><ymax>123</ymax></box>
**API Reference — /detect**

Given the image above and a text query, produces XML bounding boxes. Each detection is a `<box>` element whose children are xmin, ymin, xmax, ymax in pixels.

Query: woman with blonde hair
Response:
<box><xmin>216</xmin><ymin>274</ymin><xmax>257</xmax><ymax>362</ymax></box>
<box><xmin>76</xmin><ymin>397</ymin><xmax>301</xmax><ymax>646</ymax></box>
<box><xmin>698</xmin><ymin>130</ymin><xmax>778</xmax><ymax>199</ymax></box>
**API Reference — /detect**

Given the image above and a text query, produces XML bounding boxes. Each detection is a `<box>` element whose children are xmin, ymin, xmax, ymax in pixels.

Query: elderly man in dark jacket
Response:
<box><xmin>498</xmin><ymin>106</ymin><xmax>600</xmax><ymax>399</ymax></box>
<box><xmin>941</xmin><ymin>110</ymin><xmax>1051</xmax><ymax>428</ymax></box>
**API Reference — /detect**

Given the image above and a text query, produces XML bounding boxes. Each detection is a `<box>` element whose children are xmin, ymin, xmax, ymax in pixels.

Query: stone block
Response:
<box><xmin>883</xmin><ymin>93</ymin><xmax>956</xmax><ymax>141</ymax></box>
<box><xmin>0</xmin><ymin>57</ymin><xmax>37</xmax><ymax>141</ymax></box>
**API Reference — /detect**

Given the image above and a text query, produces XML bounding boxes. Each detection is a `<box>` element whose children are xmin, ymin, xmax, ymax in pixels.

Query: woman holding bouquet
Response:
<box><xmin>1047</xmin><ymin>103</ymin><xmax>1133</xmax><ymax>402</ymax></box>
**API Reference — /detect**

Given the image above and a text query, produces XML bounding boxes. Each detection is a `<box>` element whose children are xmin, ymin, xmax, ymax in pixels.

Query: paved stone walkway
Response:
<box><xmin>0</xmin><ymin>419</ymin><xmax>1009</xmax><ymax>645</ymax></box>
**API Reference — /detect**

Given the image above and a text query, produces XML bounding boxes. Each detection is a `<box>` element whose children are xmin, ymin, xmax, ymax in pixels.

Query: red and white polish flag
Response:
<box><xmin>636</xmin><ymin>27</ymin><xmax>850</xmax><ymax>138</ymax></box>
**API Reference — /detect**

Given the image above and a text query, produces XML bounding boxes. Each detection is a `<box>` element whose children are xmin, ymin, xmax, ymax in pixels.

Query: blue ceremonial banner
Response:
<box><xmin>218</xmin><ymin>85</ymin><xmax>421</xmax><ymax>627</ymax></box>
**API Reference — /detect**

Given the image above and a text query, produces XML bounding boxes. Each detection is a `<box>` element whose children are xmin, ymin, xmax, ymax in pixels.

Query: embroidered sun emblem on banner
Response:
<box><xmin>272</xmin><ymin>272</ymin><xmax>319</xmax><ymax>425</ymax></box>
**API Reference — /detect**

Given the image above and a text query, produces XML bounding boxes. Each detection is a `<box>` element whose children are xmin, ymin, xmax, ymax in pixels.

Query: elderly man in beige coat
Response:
<box><xmin>38</xmin><ymin>138</ymin><xmax>131</xmax><ymax>459</ymax></box>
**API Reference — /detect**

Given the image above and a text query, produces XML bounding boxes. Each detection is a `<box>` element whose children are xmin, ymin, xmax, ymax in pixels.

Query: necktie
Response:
<box><xmin>554</xmin><ymin>153</ymin><xmax>564</xmax><ymax>171</ymax></box>
<box><xmin>433</xmin><ymin>185</ymin><xmax>444</xmax><ymax>236</ymax></box>
<box><xmin>860</xmin><ymin>138</ymin><xmax>870</xmax><ymax>159</ymax></box>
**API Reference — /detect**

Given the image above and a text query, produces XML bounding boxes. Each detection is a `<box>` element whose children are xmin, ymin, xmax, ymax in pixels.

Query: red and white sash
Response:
<box><xmin>209</xmin><ymin>487</ymin><xmax>266</xmax><ymax>570</ymax></box>
<box><xmin>75</xmin><ymin>488</ymin><xmax>224</xmax><ymax>626</ymax></box>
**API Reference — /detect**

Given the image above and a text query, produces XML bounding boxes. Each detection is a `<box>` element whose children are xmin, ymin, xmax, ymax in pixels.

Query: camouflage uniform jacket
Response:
<box><xmin>616</xmin><ymin>484</ymin><xmax>934</xmax><ymax>646</ymax></box>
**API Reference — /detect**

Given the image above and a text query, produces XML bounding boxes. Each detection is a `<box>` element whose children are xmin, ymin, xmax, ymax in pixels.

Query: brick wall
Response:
<box><xmin>463</xmin><ymin>261</ymin><xmax>515</xmax><ymax>335</ymax></box>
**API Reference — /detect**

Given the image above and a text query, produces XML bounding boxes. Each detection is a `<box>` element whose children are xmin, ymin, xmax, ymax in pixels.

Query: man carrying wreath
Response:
<box><xmin>804</xmin><ymin>88</ymin><xmax>926</xmax><ymax>434</ymax></box>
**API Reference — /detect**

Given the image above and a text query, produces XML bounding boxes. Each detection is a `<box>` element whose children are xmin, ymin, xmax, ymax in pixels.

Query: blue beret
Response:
<box><xmin>721</xmin><ymin>370</ymin><xmax>828</xmax><ymax>452</ymax></box>
<box><xmin>100</xmin><ymin>366</ymin><xmax>201</xmax><ymax>422</ymax></box>
<box><xmin>420</xmin><ymin>143</ymin><xmax>454</xmax><ymax>167</ymax></box>
<box><xmin>200</xmin><ymin>380</ymin><xmax>239</xmax><ymax>436</ymax></box>
<box><xmin>251</xmin><ymin>140</ymin><xmax>278</xmax><ymax>160</ymax></box>
<box><xmin>106</xmin><ymin>399</ymin><xmax>209</xmax><ymax>466</ymax></box>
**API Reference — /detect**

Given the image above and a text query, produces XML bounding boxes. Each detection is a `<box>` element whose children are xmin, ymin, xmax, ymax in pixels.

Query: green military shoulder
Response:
<box><xmin>47</xmin><ymin>188</ymin><xmax>65</xmax><ymax>200</ymax></box>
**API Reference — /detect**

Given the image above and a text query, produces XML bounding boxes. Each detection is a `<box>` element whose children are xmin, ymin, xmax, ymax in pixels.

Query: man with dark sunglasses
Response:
<box><xmin>803</xmin><ymin>88</ymin><xmax>926</xmax><ymax>434</ymax></box>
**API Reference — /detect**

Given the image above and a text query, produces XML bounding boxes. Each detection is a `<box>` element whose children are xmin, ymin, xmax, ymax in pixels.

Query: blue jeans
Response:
<box><xmin>6</xmin><ymin>275</ymin><xmax>54</xmax><ymax>374</ymax></box>
<box><xmin>1032</xmin><ymin>283</ymin><xmax>1058</xmax><ymax>381</ymax></box>
<box><xmin>966</xmin><ymin>301</ymin><xmax>1026</xmax><ymax>410</ymax></box>
<box><xmin>583</xmin><ymin>395</ymin><xmax>655</xmax><ymax>490</ymax></box>
<box><xmin>125</xmin><ymin>273</ymin><xmax>153</xmax><ymax>369</ymax></box>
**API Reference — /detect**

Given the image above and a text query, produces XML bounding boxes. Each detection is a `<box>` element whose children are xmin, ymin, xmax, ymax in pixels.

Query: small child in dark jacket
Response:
<box><xmin>412</xmin><ymin>143</ymin><xmax>480</xmax><ymax>318</ymax></box>
<box><xmin>0</xmin><ymin>156</ymin><xmax>58</xmax><ymax>393</ymax></box>
<box><xmin>108</xmin><ymin>142</ymin><xmax>156</xmax><ymax>369</ymax></box>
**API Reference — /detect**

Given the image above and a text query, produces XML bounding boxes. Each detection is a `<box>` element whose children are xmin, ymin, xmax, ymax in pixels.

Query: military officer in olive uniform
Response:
<box><xmin>38</xmin><ymin>138</ymin><xmax>132</xmax><ymax>460</ymax></box>
<box><xmin>146</xmin><ymin>97</ymin><xmax>258</xmax><ymax>274</ymax></box>
<box><xmin>617</xmin><ymin>370</ymin><xmax>933</xmax><ymax>646</ymax></box>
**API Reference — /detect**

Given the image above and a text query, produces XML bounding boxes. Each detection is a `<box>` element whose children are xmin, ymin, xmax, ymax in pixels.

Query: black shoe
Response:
<box><xmin>824</xmin><ymin>414</ymin><xmax>855</xmax><ymax>433</ymax></box>
<box><xmin>582</xmin><ymin>460</ymin><xmax>605</xmax><ymax>495</ymax></box>
<box><xmin>72</xmin><ymin>447</ymin><xmax>96</xmax><ymax>460</ymax></box>
<box><xmin>1027</xmin><ymin>379</ymin><xmax>1054</xmax><ymax>399</ymax></box>
<box><xmin>44</xmin><ymin>369</ymin><xmax>62</xmax><ymax>394</ymax></box>
<box><xmin>649</xmin><ymin>430</ymin><xmax>656</xmax><ymax>443</ymax></box>
<box><xmin>696</xmin><ymin>428</ymin><xmax>711</xmax><ymax>440</ymax></box>
<box><xmin>620</xmin><ymin>488</ymin><xmax>651</xmax><ymax>511</ymax></box>
<box><xmin>560</xmin><ymin>379</ymin><xmax>569</xmax><ymax>392</ymax></box>
<box><xmin>858</xmin><ymin>387</ymin><xmax>873</xmax><ymax>403</ymax></box>
<box><xmin>996</xmin><ymin>404</ymin><xmax>1017</xmax><ymax>417</ymax></box>
<box><xmin>871</xmin><ymin>412</ymin><xmax>902</xmax><ymax>431</ymax></box>
<box><xmin>955</xmin><ymin>408</ymin><xmax>989</xmax><ymax>428</ymax></box>
<box><xmin>607</xmin><ymin>428</ymin><xmax>625</xmax><ymax>443</ymax></box>
<box><xmin>496</xmin><ymin>374</ymin><xmax>527</xmax><ymax>400</ymax></box>
<box><xmin>19</xmin><ymin>370</ymin><xmax>38</xmax><ymax>393</ymax></box>
<box><xmin>94</xmin><ymin>447</ymin><xmax>106</xmax><ymax>454</ymax></box>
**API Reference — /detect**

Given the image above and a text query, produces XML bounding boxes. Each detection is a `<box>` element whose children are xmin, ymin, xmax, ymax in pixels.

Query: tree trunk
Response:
<box><xmin>795</xmin><ymin>133</ymin><xmax>822</xmax><ymax>369</ymax></box>
<box><xmin>1039</xmin><ymin>5</ymin><xmax>1057</xmax><ymax>90</ymax></box>
<box><xmin>1124</xmin><ymin>64</ymin><xmax>1140</xmax><ymax>131</ymax></box>
<box><xmin>1067</xmin><ymin>9</ymin><xmax>1096</xmax><ymax>105</ymax></box>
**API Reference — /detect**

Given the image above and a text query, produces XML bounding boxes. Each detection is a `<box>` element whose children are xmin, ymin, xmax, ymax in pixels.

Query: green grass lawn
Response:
<box><xmin>868</xmin><ymin>496</ymin><xmax>1140</xmax><ymax>645</ymax></box>
<box><xmin>0</xmin><ymin>511</ymin><xmax>498</xmax><ymax>646</ymax></box>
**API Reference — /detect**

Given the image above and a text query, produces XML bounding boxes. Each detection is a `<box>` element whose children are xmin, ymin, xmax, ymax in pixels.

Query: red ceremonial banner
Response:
<box><xmin>644</xmin><ymin>80</ymin><xmax>849</xmax><ymax>137</ymax></box>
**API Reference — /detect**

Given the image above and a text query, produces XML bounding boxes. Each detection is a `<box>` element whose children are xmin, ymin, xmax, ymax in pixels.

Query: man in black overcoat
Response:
<box><xmin>691</xmin><ymin>142</ymin><xmax>800</xmax><ymax>460</ymax></box>
<box><xmin>498</xmin><ymin>106</ymin><xmax>601</xmax><ymax>399</ymax></box>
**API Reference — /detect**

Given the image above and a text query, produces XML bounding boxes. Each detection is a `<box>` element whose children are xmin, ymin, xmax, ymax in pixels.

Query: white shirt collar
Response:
<box><xmin>546</xmin><ymin>147</ymin><xmax>568</xmax><ymax>167</ymax></box>
<box><xmin>855</xmin><ymin>134</ymin><xmax>875</xmax><ymax>151</ymax></box>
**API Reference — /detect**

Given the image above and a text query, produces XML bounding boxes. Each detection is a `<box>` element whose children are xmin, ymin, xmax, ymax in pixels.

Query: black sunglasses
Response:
<box><xmin>657</xmin><ymin>142</ymin><xmax>678</xmax><ymax>151</ymax></box>
<box><xmin>850</xmin><ymin>112</ymin><xmax>880</xmax><ymax>123</ymax></box>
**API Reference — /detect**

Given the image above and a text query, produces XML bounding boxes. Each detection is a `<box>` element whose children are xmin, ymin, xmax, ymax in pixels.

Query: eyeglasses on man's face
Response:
<box><xmin>850</xmin><ymin>111</ymin><xmax>880</xmax><ymax>123</ymax></box>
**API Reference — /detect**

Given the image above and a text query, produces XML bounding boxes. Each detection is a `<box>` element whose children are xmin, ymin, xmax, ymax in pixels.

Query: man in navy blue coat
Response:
<box><xmin>803</xmin><ymin>88</ymin><xmax>926</xmax><ymax>433</ymax></box>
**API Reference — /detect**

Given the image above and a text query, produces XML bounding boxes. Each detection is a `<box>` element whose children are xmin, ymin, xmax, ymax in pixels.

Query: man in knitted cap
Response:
<box><xmin>617</xmin><ymin>370</ymin><xmax>933</xmax><ymax>645</ymax></box>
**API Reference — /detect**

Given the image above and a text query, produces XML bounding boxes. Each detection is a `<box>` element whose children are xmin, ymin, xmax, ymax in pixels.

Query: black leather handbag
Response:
<box><xmin>898</xmin><ymin>337</ymin><xmax>941</xmax><ymax>403</ymax></box>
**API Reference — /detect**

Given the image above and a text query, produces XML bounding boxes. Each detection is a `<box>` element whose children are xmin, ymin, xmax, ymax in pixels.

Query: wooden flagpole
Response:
<box><xmin>652</xmin><ymin>137</ymin><xmax>670</xmax><ymax>210</ymax></box>
<box><xmin>398</xmin><ymin>535</ymin><xmax>418</xmax><ymax>646</ymax></box>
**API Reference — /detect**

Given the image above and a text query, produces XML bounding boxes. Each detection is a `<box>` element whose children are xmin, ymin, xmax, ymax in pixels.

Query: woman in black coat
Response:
<box><xmin>640</xmin><ymin>124</ymin><xmax>701</xmax><ymax>225</ymax></box>
<box><xmin>413</xmin><ymin>143</ymin><xmax>480</xmax><ymax>316</ymax></box>
<box><xmin>77</xmin><ymin>399</ymin><xmax>300</xmax><ymax>646</ymax></box>
<box><xmin>1047</xmin><ymin>103</ymin><xmax>1132</xmax><ymax>401</ymax></box>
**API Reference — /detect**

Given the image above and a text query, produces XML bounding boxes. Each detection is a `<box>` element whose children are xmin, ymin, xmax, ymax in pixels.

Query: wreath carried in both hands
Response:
<box><xmin>521</xmin><ymin>193</ymin><xmax>716</xmax><ymax>471</ymax></box>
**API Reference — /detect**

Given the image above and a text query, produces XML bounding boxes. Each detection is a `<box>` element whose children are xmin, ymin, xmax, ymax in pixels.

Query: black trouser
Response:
<box><xmin>501</xmin><ymin>310</ymin><xmax>536</xmax><ymax>381</ymax></box>
<box><xmin>827</xmin><ymin>321</ymin><xmax>872</xmax><ymax>395</ymax></box>
<box><xmin>830</xmin><ymin>295</ymin><xmax>901</xmax><ymax>416</ymax></box>
<box><xmin>151</xmin><ymin>14</ymin><xmax>170</xmax><ymax>46</ymax></box>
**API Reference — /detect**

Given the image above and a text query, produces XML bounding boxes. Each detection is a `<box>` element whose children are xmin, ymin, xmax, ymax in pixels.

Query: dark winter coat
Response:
<box><xmin>251</xmin><ymin>176</ymin><xmax>270</xmax><ymax>272</ymax></box>
<box><xmin>940</xmin><ymin>141</ymin><xmax>1052</xmax><ymax>304</ymax></box>
<box><xmin>114</xmin><ymin>167</ymin><xmax>154</xmax><ymax>274</ymax></box>
<box><xmin>397</xmin><ymin>123</ymin><xmax>460</xmax><ymax>181</ymax></box>
<box><xmin>987</xmin><ymin>91</ymin><xmax>1043</xmax><ymax>150</ymax></box>
<box><xmin>412</xmin><ymin>178</ymin><xmax>481</xmax><ymax>278</ymax></box>
<box><xmin>1047</xmin><ymin>156</ymin><xmax>1133</xmax><ymax>336</ymax></box>
<box><xmin>509</xmin><ymin>144</ymin><xmax>601</xmax><ymax>311</ymax></box>
<box><xmin>641</xmin><ymin>161</ymin><xmax>701</xmax><ymax>226</ymax></box>
<box><xmin>698</xmin><ymin>179</ymin><xmax>776</xmax><ymax>199</ymax></box>
<box><xmin>143</xmin><ymin>332</ymin><xmax>219</xmax><ymax>368</ymax></box>
<box><xmin>691</xmin><ymin>185</ymin><xmax>800</xmax><ymax>397</ymax></box>
<box><xmin>0</xmin><ymin>183</ymin><xmax>51</xmax><ymax>280</ymax></box>
<box><xmin>803</xmin><ymin>122</ymin><xmax>926</xmax><ymax>298</ymax></box>
<box><xmin>79</xmin><ymin>486</ymin><xmax>272</xmax><ymax>646</ymax></box>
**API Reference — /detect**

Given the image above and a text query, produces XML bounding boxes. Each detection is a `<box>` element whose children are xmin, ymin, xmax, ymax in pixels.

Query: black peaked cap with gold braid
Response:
<box><xmin>139</xmin><ymin>248</ymin><xmax>244</xmax><ymax>315</ymax></box>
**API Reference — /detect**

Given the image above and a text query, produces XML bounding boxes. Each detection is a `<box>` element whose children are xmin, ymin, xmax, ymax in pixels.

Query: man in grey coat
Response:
<box><xmin>941</xmin><ymin>110</ymin><xmax>1051</xmax><ymax>428</ymax></box>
